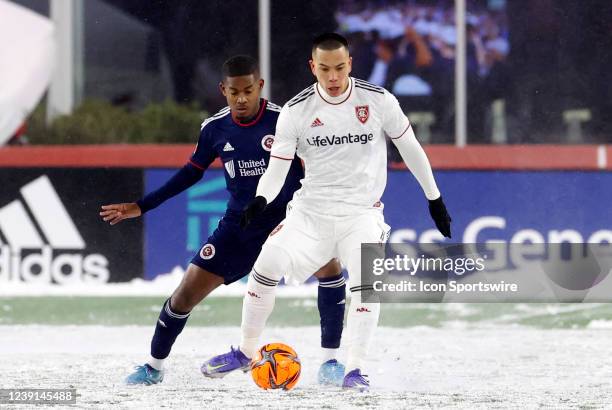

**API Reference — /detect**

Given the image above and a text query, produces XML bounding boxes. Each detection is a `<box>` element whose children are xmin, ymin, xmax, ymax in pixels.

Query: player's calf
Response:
<box><xmin>343</xmin><ymin>287</ymin><xmax>380</xmax><ymax>389</ymax></box>
<box><xmin>317</xmin><ymin>271</ymin><xmax>346</xmax><ymax>385</ymax></box>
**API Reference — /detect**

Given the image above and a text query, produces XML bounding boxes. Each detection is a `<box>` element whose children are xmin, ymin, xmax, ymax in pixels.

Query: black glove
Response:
<box><xmin>428</xmin><ymin>196</ymin><xmax>452</xmax><ymax>238</ymax></box>
<box><xmin>240</xmin><ymin>196</ymin><xmax>267</xmax><ymax>229</ymax></box>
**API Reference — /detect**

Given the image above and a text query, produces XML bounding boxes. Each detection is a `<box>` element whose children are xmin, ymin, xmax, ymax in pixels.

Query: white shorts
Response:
<box><xmin>254</xmin><ymin>204</ymin><xmax>391</xmax><ymax>288</ymax></box>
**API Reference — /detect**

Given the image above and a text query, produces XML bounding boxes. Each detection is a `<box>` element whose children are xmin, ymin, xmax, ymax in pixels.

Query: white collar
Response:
<box><xmin>316</xmin><ymin>78</ymin><xmax>353</xmax><ymax>105</ymax></box>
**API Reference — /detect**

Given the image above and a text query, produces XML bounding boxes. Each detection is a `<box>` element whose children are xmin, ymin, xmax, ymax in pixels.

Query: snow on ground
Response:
<box><xmin>2</xmin><ymin>325</ymin><xmax>612</xmax><ymax>409</ymax></box>
<box><xmin>0</xmin><ymin>267</ymin><xmax>318</xmax><ymax>298</ymax></box>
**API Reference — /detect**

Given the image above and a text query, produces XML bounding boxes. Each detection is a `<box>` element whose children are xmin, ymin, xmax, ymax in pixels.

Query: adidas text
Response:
<box><xmin>0</xmin><ymin>175</ymin><xmax>110</xmax><ymax>284</ymax></box>
<box><xmin>0</xmin><ymin>245</ymin><xmax>109</xmax><ymax>284</ymax></box>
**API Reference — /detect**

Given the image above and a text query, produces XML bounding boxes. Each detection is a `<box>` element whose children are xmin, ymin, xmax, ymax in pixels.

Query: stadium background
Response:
<box><xmin>1</xmin><ymin>0</ymin><xmax>611</xmax><ymax>408</ymax></box>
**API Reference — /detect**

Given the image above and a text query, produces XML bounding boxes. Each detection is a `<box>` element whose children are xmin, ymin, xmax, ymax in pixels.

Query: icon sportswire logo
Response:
<box><xmin>0</xmin><ymin>175</ymin><xmax>109</xmax><ymax>284</ymax></box>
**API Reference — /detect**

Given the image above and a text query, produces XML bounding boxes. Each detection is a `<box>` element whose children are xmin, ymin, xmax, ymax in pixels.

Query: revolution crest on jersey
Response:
<box><xmin>261</xmin><ymin>135</ymin><xmax>274</xmax><ymax>152</ymax></box>
<box><xmin>200</xmin><ymin>244</ymin><xmax>216</xmax><ymax>260</ymax></box>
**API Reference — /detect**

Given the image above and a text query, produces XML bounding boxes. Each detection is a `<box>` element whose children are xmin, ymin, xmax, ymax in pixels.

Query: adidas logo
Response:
<box><xmin>223</xmin><ymin>142</ymin><xmax>234</xmax><ymax>151</ymax></box>
<box><xmin>310</xmin><ymin>118</ymin><xmax>324</xmax><ymax>127</ymax></box>
<box><xmin>0</xmin><ymin>175</ymin><xmax>109</xmax><ymax>284</ymax></box>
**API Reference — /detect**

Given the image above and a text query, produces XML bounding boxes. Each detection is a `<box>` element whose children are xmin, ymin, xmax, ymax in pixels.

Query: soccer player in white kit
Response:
<box><xmin>209</xmin><ymin>33</ymin><xmax>452</xmax><ymax>390</ymax></box>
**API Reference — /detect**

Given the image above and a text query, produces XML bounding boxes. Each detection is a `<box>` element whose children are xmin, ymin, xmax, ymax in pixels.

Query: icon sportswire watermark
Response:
<box><xmin>360</xmin><ymin>242</ymin><xmax>612</xmax><ymax>302</ymax></box>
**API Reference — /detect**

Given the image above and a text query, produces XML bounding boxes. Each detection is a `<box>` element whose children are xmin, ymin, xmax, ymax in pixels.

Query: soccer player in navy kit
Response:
<box><xmin>100</xmin><ymin>55</ymin><xmax>346</xmax><ymax>385</ymax></box>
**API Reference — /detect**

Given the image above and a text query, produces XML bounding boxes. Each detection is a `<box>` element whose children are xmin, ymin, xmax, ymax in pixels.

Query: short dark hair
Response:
<box><xmin>312</xmin><ymin>32</ymin><xmax>349</xmax><ymax>54</ymax></box>
<box><xmin>222</xmin><ymin>55</ymin><xmax>259</xmax><ymax>79</ymax></box>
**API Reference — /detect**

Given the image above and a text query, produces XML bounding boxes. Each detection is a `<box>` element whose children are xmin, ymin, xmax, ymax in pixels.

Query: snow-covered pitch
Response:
<box><xmin>2</xmin><ymin>324</ymin><xmax>612</xmax><ymax>409</ymax></box>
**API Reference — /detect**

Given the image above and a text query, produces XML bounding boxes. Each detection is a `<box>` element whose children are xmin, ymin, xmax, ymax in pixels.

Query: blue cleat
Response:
<box><xmin>201</xmin><ymin>346</ymin><xmax>251</xmax><ymax>378</ymax></box>
<box><xmin>342</xmin><ymin>368</ymin><xmax>369</xmax><ymax>391</ymax></box>
<box><xmin>125</xmin><ymin>364</ymin><xmax>164</xmax><ymax>385</ymax></box>
<box><xmin>318</xmin><ymin>359</ymin><xmax>345</xmax><ymax>386</ymax></box>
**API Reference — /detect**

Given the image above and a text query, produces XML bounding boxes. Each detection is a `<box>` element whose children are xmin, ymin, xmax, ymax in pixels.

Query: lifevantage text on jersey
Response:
<box><xmin>306</xmin><ymin>132</ymin><xmax>374</xmax><ymax>147</ymax></box>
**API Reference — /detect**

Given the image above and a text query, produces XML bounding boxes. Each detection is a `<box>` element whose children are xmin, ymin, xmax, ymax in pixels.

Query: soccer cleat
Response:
<box><xmin>342</xmin><ymin>368</ymin><xmax>369</xmax><ymax>391</ymax></box>
<box><xmin>125</xmin><ymin>364</ymin><xmax>164</xmax><ymax>385</ymax></box>
<box><xmin>317</xmin><ymin>359</ymin><xmax>345</xmax><ymax>386</ymax></box>
<box><xmin>201</xmin><ymin>346</ymin><xmax>251</xmax><ymax>378</ymax></box>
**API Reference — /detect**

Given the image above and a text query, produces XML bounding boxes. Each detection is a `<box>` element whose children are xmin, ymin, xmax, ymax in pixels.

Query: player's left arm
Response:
<box><xmin>383</xmin><ymin>91</ymin><xmax>452</xmax><ymax>238</ymax></box>
<box><xmin>241</xmin><ymin>105</ymin><xmax>298</xmax><ymax>228</ymax></box>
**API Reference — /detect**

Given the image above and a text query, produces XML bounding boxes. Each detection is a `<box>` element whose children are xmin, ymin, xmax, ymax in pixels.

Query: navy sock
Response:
<box><xmin>151</xmin><ymin>298</ymin><xmax>190</xmax><ymax>360</ymax></box>
<box><xmin>317</xmin><ymin>274</ymin><xmax>346</xmax><ymax>349</ymax></box>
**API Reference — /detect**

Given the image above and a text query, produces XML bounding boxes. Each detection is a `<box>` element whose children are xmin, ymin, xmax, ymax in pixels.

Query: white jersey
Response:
<box><xmin>271</xmin><ymin>77</ymin><xmax>411</xmax><ymax>217</ymax></box>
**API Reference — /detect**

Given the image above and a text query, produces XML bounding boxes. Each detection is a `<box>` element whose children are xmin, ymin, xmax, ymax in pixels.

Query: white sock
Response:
<box><xmin>322</xmin><ymin>347</ymin><xmax>339</xmax><ymax>362</ymax></box>
<box><xmin>147</xmin><ymin>357</ymin><xmax>164</xmax><ymax>371</ymax></box>
<box><xmin>239</xmin><ymin>271</ymin><xmax>278</xmax><ymax>358</ymax></box>
<box><xmin>345</xmin><ymin>296</ymin><xmax>380</xmax><ymax>371</ymax></box>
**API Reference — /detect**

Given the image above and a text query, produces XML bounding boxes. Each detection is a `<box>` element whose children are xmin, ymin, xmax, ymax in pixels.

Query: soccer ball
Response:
<box><xmin>250</xmin><ymin>343</ymin><xmax>301</xmax><ymax>390</ymax></box>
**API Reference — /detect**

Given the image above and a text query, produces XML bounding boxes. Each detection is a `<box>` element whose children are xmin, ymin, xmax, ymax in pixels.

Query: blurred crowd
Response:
<box><xmin>336</xmin><ymin>1</ymin><xmax>510</xmax><ymax>142</ymax></box>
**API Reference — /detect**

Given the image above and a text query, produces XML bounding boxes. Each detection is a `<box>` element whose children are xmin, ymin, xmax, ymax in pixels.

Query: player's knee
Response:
<box><xmin>252</xmin><ymin>244</ymin><xmax>289</xmax><ymax>282</ymax></box>
<box><xmin>171</xmin><ymin>284</ymin><xmax>203</xmax><ymax>312</ymax></box>
<box><xmin>313</xmin><ymin>258</ymin><xmax>342</xmax><ymax>279</ymax></box>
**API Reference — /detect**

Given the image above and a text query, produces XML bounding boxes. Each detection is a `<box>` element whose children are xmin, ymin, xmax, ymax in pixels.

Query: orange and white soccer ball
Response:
<box><xmin>250</xmin><ymin>343</ymin><xmax>301</xmax><ymax>390</ymax></box>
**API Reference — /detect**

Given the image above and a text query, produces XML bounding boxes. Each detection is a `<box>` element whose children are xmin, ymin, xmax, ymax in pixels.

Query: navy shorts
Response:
<box><xmin>190</xmin><ymin>209</ymin><xmax>285</xmax><ymax>285</ymax></box>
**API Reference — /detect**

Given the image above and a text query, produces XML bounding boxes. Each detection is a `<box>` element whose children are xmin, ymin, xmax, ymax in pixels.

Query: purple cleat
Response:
<box><xmin>342</xmin><ymin>368</ymin><xmax>369</xmax><ymax>391</ymax></box>
<box><xmin>201</xmin><ymin>346</ymin><xmax>251</xmax><ymax>378</ymax></box>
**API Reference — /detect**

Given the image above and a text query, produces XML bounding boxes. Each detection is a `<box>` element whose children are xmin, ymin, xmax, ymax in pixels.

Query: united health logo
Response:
<box><xmin>223</xmin><ymin>158</ymin><xmax>267</xmax><ymax>179</ymax></box>
<box><xmin>0</xmin><ymin>175</ymin><xmax>109</xmax><ymax>284</ymax></box>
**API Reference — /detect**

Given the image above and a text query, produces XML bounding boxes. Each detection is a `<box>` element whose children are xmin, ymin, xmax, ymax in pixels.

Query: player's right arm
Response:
<box><xmin>241</xmin><ymin>105</ymin><xmax>299</xmax><ymax>228</ymax></box>
<box><xmin>100</xmin><ymin>125</ymin><xmax>217</xmax><ymax>225</ymax></box>
<box><xmin>382</xmin><ymin>91</ymin><xmax>452</xmax><ymax>238</ymax></box>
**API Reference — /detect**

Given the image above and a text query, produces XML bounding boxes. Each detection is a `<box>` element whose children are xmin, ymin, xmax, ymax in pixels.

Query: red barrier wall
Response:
<box><xmin>0</xmin><ymin>144</ymin><xmax>609</xmax><ymax>170</ymax></box>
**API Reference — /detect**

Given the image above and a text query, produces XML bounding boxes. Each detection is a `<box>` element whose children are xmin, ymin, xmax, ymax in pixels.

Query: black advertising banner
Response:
<box><xmin>0</xmin><ymin>169</ymin><xmax>143</xmax><ymax>283</ymax></box>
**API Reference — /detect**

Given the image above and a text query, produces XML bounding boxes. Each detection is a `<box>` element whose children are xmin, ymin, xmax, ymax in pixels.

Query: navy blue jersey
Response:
<box><xmin>190</xmin><ymin>99</ymin><xmax>303</xmax><ymax>214</ymax></box>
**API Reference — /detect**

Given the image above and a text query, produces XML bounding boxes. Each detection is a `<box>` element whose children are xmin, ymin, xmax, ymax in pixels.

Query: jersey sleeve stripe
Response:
<box><xmin>355</xmin><ymin>84</ymin><xmax>385</xmax><ymax>94</ymax></box>
<box><xmin>188</xmin><ymin>159</ymin><xmax>206</xmax><ymax>170</ymax></box>
<box><xmin>354</xmin><ymin>78</ymin><xmax>384</xmax><ymax>91</ymax></box>
<box><xmin>288</xmin><ymin>91</ymin><xmax>315</xmax><ymax>107</ymax></box>
<box><xmin>294</xmin><ymin>84</ymin><xmax>314</xmax><ymax>98</ymax></box>
<box><xmin>287</xmin><ymin>85</ymin><xmax>315</xmax><ymax>105</ymax></box>
<box><xmin>270</xmin><ymin>154</ymin><xmax>294</xmax><ymax>161</ymax></box>
<box><xmin>200</xmin><ymin>107</ymin><xmax>231</xmax><ymax>129</ymax></box>
<box><xmin>266</xmin><ymin>105</ymin><xmax>282</xmax><ymax>112</ymax></box>
<box><xmin>209</xmin><ymin>107</ymin><xmax>230</xmax><ymax>119</ymax></box>
<box><xmin>389</xmin><ymin>123</ymin><xmax>412</xmax><ymax>140</ymax></box>
<box><xmin>354</xmin><ymin>82</ymin><xmax>384</xmax><ymax>91</ymax></box>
